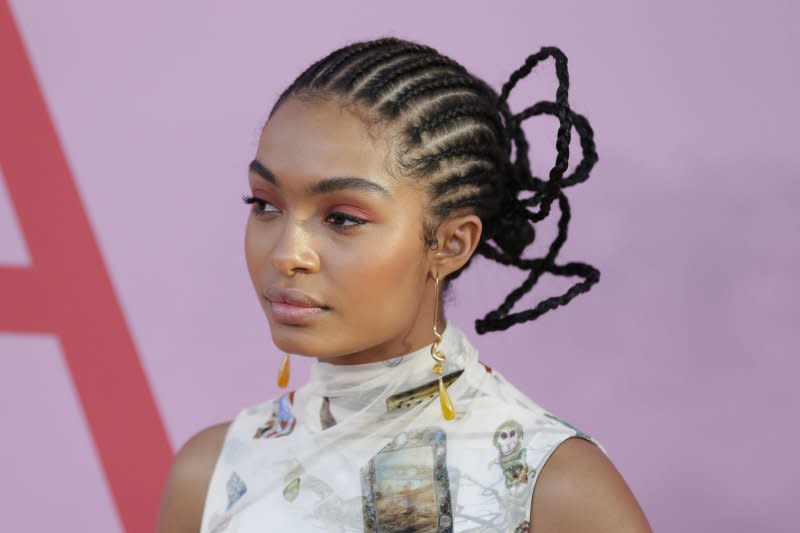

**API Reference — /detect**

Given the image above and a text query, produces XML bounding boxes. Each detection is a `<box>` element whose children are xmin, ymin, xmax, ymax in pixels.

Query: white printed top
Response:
<box><xmin>200</xmin><ymin>322</ymin><xmax>605</xmax><ymax>532</ymax></box>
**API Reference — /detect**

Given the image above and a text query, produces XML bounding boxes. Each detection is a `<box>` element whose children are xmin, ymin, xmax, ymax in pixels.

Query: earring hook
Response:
<box><xmin>431</xmin><ymin>273</ymin><xmax>445</xmax><ymax>363</ymax></box>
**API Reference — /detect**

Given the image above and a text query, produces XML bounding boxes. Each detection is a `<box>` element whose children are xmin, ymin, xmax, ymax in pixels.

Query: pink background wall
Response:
<box><xmin>1</xmin><ymin>1</ymin><xmax>797</xmax><ymax>531</ymax></box>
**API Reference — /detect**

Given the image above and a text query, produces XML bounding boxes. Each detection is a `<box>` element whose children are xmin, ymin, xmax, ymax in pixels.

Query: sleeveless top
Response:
<box><xmin>200</xmin><ymin>322</ymin><xmax>605</xmax><ymax>533</ymax></box>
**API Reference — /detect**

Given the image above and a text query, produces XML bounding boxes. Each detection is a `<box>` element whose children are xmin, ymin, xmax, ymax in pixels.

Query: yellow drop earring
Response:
<box><xmin>431</xmin><ymin>273</ymin><xmax>456</xmax><ymax>420</ymax></box>
<box><xmin>277</xmin><ymin>353</ymin><xmax>291</xmax><ymax>388</ymax></box>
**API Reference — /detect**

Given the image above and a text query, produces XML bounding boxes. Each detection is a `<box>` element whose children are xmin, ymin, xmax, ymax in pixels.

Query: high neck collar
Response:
<box><xmin>303</xmin><ymin>322</ymin><xmax>478</xmax><ymax>415</ymax></box>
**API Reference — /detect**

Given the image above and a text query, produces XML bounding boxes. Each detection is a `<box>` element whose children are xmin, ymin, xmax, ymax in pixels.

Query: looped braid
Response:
<box><xmin>474</xmin><ymin>47</ymin><xmax>600</xmax><ymax>334</ymax></box>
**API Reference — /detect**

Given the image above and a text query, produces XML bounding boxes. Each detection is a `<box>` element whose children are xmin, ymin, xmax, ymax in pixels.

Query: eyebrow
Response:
<box><xmin>248</xmin><ymin>159</ymin><xmax>391</xmax><ymax>197</ymax></box>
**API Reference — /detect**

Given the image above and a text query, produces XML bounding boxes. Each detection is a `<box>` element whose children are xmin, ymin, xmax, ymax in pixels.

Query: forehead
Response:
<box><xmin>256</xmin><ymin>96</ymin><xmax>395</xmax><ymax>187</ymax></box>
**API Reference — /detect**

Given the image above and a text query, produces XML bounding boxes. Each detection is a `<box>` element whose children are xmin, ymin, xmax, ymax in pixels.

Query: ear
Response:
<box><xmin>428</xmin><ymin>212</ymin><xmax>483</xmax><ymax>279</ymax></box>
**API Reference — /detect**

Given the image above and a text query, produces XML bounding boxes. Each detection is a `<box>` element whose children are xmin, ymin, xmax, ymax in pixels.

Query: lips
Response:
<box><xmin>264</xmin><ymin>286</ymin><xmax>329</xmax><ymax>326</ymax></box>
<box><xmin>264</xmin><ymin>286</ymin><xmax>328</xmax><ymax>309</ymax></box>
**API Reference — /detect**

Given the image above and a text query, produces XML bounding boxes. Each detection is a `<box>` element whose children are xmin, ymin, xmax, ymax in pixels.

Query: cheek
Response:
<box><xmin>244</xmin><ymin>217</ymin><xmax>268</xmax><ymax>282</ymax></box>
<box><xmin>325</xmin><ymin>223</ymin><xmax>425</xmax><ymax>314</ymax></box>
<box><xmin>244</xmin><ymin>219</ymin><xmax>257</xmax><ymax>269</ymax></box>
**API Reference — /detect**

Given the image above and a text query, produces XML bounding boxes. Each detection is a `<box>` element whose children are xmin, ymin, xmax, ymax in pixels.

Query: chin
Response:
<box><xmin>268</xmin><ymin>322</ymin><xmax>329</xmax><ymax>357</ymax></box>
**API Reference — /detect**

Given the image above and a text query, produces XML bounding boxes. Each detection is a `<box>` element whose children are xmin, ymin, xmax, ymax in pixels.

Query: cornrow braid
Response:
<box><xmin>269</xmin><ymin>37</ymin><xmax>403</xmax><ymax>118</ymax></box>
<box><xmin>331</xmin><ymin>43</ymin><xmax>433</xmax><ymax>93</ymax></box>
<box><xmin>409</xmin><ymin>102</ymin><xmax>506</xmax><ymax>145</ymax></box>
<box><xmin>310</xmin><ymin>38</ymin><xmax>401</xmax><ymax>87</ymax></box>
<box><xmin>266</xmin><ymin>37</ymin><xmax>599</xmax><ymax>334</ymax></box>
<box><xmin>383</xmin><ymin>75</ymin><xmax>498</xmax><ymax>117</ymax></box>
<box><xmin>356</xmin><ymin>55</ymin><xmax>468</xmax><ymax>104</ymax></box>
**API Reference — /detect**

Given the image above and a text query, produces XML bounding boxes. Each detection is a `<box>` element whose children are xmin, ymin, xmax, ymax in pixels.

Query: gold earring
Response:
<box><xmin>431</xmin><ymin>273</ymin><xmax>456</xmax><ymax>420</ymax></box>
<box><xmin>278</xmin><ymin>353</ymin><xmax>291</xmax><ymax>388</ymax></box>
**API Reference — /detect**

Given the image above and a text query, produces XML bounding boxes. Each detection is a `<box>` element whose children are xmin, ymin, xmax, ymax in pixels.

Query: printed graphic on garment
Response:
<box><xmin>320</xmin><ymin>396</ymin><xmax>337</xmax><ymax>430</ymax></box>
<box><xmin>225</xmin><ymin>472</ymin><xmax>247</xmax><ymax>510</ymax></box>
<box><xmin>385</xmin><ymin>369</ymin><xmax>464</xmax><ymax>412</ymax></box>
<box><xmin>491</xmin><ymin>420</ymin><xmax>531</xmax><ymax>493</ymax></box>
<box><xmin>283</xmin><ymin>477</ymin><xmax>301</xmax><ymax>502</ymax></box>
<box><xmin>515</xmin><ymin>520</ymin><xmax>531</xmax><ymax>532</ymax></box>
<box><xmin>253</xmin><ymin>391</ymin><xmax>296</xmax><ymax>439</ymax></box>
<box><xmin>543</xmin><ymin>412</ymin><xmax>591</xmax><ymax>440</ymax></box>
<box><xmin>281</xmin><ymin>461</ymin><xmax>306</xmax><ymax>503</ymax></box>
<box><xmin>361</xmin><ymin>427</ymin><xmax>453</xmax><ymax>532</ymax></box>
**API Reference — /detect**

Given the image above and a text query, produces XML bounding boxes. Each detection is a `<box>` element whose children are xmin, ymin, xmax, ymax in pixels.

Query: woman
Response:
<box><xmin>158</xmin><ymin>36</ymin><xmax>651</xmax><ymax>532</ymax></box>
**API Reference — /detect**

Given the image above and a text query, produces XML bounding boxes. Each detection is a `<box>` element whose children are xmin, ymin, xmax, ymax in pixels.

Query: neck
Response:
<box><xmin>314</xmin><ymin>313</ymin><xmax>448</xmax><ymax>366</ymax></box>
<box><xmin>306</xmin><ymin>320</ymin><xmax>473</xmax><ymax>407</ymax></box>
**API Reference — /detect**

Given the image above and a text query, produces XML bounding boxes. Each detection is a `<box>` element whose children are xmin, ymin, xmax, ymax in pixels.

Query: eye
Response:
<box><xmin>242</xmin><ymin>194</ymin><xmax>279</xmax><ymax>217</ymax></box>
<box><xmin>325</xmin><ymin>211</ymin><xmax>367</xmax><ymax>232</ymax></box>
<box><xmin>500</xmin><ymin>432</ymin><xmax>507</xmax><ymax>439</ymax></box>
<box><xmin>510</xmin><ymin>430</ymin><xmax>516</xmax><ymax>437</ymax></box>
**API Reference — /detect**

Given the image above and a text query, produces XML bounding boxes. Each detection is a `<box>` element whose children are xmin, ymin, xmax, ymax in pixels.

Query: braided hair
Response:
<box><xmin>266</xmin><ymin>37</ymin><xmax>599</xmax><ymax>334</ymax></box>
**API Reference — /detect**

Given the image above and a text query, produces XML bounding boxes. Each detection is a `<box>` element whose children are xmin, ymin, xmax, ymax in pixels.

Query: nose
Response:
<box><xmin>271</xmin><ymin>218</ymin><xmax>320</xmax><ymax>277</ymax></box>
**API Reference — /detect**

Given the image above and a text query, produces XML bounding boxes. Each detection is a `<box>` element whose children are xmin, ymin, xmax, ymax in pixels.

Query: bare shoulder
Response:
<box><xmin>529</xmin><ymin>437</ymin><xmax>652</xmax><ymax>533</ymax></box>
<box><xmin>157</xmin><ymin>421</ymin><xmax>232</xmax><ymax>533</ymax></box>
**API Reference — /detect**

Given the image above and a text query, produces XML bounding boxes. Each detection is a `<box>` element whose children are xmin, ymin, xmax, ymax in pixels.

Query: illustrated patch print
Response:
<box><xmin>283</xmin><ymin>477</ymin><xmax>301</xmax><ymax>502</ymax></box>
<box><xmin>320</xmin><ymin>396</ymin><xmax>337</xmax><ymax>430</ymax></box>
<box><xmin>385</xmin><ymin>369</ymin><xmax>464</xmax><ymax>412</ymax></box>
<box><xmin>225</xmin><ymin>472</ymin><xmax>247</xmax><ymax>510</ymax></box>
<box><xmin>491</xmin><ymin>420</ymin><xmax>532</xmax><ymax>493</ymax></box>
<box><xmin>254</xmin><ymin>391</ymin><xmax>296</xmax><ymax>439</ymax></box>
<box><xmin>361</xmin><ymin>427</ymin><xmax>453</xmax><ymax>533</ymax></box>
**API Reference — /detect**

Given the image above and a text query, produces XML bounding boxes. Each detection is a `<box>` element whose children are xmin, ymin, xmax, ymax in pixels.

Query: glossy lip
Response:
<box><xmin>265</xmin><ymin>286</ymin><xmax>328</xmax><ymax>308</ymax></box>
<box><xmin>264</xmin><ymin>286</ymin><xmax>329</xmax><ymax>325</ymax></box>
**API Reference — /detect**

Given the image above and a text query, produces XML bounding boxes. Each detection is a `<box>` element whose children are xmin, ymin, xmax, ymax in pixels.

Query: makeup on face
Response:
<box><xmin>244</xmin><ymin>97</ymin><xmax>434</xmax><ymax>363</ymax></box>
<box><xmin>246</xmin><ymin>158</ymin><xmax>393</xmax><ymax>233</ymax></box>
<box><xmin>264</xmin><ymin>286</ymin><xmax>330</xmax><ymax>326</ymax></box>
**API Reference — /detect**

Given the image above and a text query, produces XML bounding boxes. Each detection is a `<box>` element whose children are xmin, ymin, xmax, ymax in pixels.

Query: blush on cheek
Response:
<box><xmin>339</xmin><ymin>240</ymin><xmax>424</xmax><ymax>328</ymax></box>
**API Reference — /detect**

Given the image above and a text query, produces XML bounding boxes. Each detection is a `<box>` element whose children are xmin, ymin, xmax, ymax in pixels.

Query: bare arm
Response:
<box><xmin>157</xmin><ymin>422</ymin><xmax>231</xmax><ymax>533</ymax></box>
<box><xmin>529</xmin><ymin>437</ymin><xmax>652</xmax><ymax>533</ymax></box>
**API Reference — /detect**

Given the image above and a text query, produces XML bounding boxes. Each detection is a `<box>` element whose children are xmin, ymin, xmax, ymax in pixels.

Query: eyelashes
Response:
<box><xmin>241</xmin><ymin>194</ymin><xmax>367</xmax><ymax>232</ymax></box>
<box><xmin>242</xmin><ymin>194</ymin><xmax>277</xmax><ymax>215</ymax></box>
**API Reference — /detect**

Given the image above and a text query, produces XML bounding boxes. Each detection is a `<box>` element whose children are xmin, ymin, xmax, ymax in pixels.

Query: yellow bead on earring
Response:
<box><xmin>438</xmin><ymin>373</ymin><xmax>456</xmax><ymax>420</ymax></box>
<box><xmin>431</xmin><ymin>274</ymin><xmax>456</xmax><ymax>420</ymax></box>
<box><xmin>277</xmin><ymin>353</ymin><xmax>291</xmax><ymax>388</ymax></box>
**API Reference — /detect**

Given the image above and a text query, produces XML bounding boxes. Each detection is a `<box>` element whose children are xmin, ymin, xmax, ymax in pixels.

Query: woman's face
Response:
<box><xmin>245</xmin><ymin>96</ymin><xmax>436</xmax><ymax>364</ymax></box>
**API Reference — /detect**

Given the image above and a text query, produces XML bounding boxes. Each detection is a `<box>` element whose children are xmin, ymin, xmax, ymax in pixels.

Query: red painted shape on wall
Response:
<box><xmin>0</xmin><ymin>3</ymin><xmax>173</xmax><ymax>532</ymax></box>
